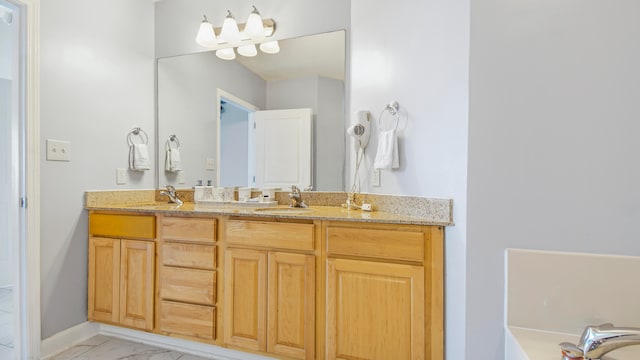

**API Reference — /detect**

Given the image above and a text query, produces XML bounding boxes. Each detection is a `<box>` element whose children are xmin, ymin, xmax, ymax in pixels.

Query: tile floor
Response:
<box><xmin>0</xmin><ymin>287</ymin><xmax>13</xmax><ymax>359</ymax></box>
<box><xmin>47</xmin><ymin>335</ymin><xmax>216</xmax><ymax>360</ymax></box>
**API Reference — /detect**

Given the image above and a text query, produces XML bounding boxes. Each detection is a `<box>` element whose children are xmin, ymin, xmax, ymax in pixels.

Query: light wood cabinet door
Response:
<box><xmin>88</xmin><ymin>237</ymin><xmax>120</xmax><ymax>324</ymax></box>
<box><xmin>326</xmin><ymin>258</ymin><xmax>425</xmax><ymax>360</ymax></box>
<box><xmin>267</xmin><ymin>252</ymin><xmax>315</xmax><ymax>360</ymax></box>
<box><xmin>223</xmin><ymin>248</ymin><xmax>267</xmax><ymax>352</ymax></box>
<box><xmin>119</xmin><ymin>239</ymin><xmax>155</xmax><ymax>331</ymax></box>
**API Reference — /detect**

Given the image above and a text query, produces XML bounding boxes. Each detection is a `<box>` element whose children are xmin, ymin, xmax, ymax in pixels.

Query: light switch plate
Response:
<box><xmin>205</xmin><ymin>158</ymin><xmax>215</xmax><ymax>170</ymax></box>
<box><xmin>46</xmin><ymin>139</ymin><xmax>71</xmax><ymax>161</ymax></box>
<box><xmin>116</xmin><ymin>168</ymin><xmax>126</xmax><ymax>185</ymax></box>
<box><xmin>371</xmin><ymin>169</ymin><xmax>381</xmax><ymax>187</ymax></box>
<box><xmin>177</xmin><ymin>171</ymin><xmax>185</xmax><ymax>184</ymax></box>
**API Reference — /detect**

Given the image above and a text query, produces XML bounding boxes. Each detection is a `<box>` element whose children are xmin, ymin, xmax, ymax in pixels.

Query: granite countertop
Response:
<box><xmin>86</xmin><ymin>202</ymin><xmax>450</xmax><ymax>226</ymax></box>
<box><xmin>84</xmin><ymin>190</ymin><xmax>454</xmax><ymax>226</ymax></box>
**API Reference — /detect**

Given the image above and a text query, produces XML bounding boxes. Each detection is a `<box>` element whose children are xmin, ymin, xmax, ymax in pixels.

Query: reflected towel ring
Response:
<box><xmin>166</xmin><ymin>134</ymin><xmax>180</xmax><ymax>150</ymax></box>
<box><xmin>127</xmin><ymin>127</ymin><xmax>149</xmax><ymax>146</ymax></box>
<box><xmin>378</xmin><ymin>101</ymin><xmax>400</xmax><ymax>131</ymax></box>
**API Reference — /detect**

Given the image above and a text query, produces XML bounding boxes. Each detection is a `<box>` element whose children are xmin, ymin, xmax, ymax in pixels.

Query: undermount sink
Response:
<box><xmin>253</xmin><ymin>207</ymin><xmax>315</xmax><ymax>215</ymax></box>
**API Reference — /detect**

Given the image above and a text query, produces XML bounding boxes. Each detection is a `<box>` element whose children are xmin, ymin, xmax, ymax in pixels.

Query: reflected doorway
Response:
<box><xmin>217</xmin><ymin>89</ymin><xmax>258</xmax><ymax>188</ymax></box>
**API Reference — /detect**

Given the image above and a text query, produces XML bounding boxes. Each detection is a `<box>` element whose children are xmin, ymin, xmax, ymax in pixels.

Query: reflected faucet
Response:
<box><xmin>160</xmin><ymin>185</ymin><xmax>183</xmax><ymax>205</ymax></box>
<box><xmin>560</xmin><ymin>323</ymin><xmax>640</xmax><ymax>359</ymax></box>
<box><xmin>288</xmin><ymin>185</ymin><xmax>308</xmax><ymax>208</ymax></box>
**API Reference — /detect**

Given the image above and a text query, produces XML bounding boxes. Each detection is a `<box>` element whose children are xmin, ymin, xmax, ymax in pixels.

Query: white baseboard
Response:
<box><xmin>98</xmin><ymin>324</ymin><xmax>275</xmax><ymax>360</ymax></box>
<box><xmin>40</xmin><ymin>321</ymin><xmax>99</xmax><ymax>359</ymax></box>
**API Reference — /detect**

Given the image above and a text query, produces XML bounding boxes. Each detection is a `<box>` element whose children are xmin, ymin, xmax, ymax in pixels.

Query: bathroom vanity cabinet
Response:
<box><xmin>223</xmin><ymin>219</ymin><xmax>316</xmax><ymax>359</ymax></box>
<box><xmin>157</xmin><ymin>215</ymin><xmax>218</xmax><ymax>342</ymax></box>
<box><xmin>87</xmin><ymin>209</ymin><xmax>444</xmax><ymax>360</ymax></box>
<box><xmin>88</xmin><ymin>213</ymin><xmax>156</xmax><ymax>331</ymax></box>
<box><xmin>323</xmin><ymin>221</ymin><xmax>443</xmax><ymax>360</ymax></box>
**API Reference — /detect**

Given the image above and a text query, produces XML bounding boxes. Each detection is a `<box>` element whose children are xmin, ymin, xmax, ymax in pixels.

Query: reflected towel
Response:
<box><xmin>165</xmin><ymin>147</ymin><xmax>181</xmax><ymax>172</ymax></box>
<box><xmin>374</xmin><ymin>129</ymin><xmax>399</xmax><ymax>170</ymax></box>
<box><xmin>131</xmin><ymin>143</ymin><xmax>150</xmax><ymax>170</ymax></box>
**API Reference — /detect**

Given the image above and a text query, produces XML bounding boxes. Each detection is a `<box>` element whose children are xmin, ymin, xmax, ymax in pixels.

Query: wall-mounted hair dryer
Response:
<box><xmin>347</xmin><ymin>111</ymin><xmax>371</xmax><ymax>150</ymax></box>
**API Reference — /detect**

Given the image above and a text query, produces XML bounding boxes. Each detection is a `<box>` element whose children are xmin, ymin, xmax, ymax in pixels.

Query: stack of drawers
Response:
<box><xmin>158</xmin><ymin>216</ymin><xmax>217</xmax><ymax>341</ymax></box>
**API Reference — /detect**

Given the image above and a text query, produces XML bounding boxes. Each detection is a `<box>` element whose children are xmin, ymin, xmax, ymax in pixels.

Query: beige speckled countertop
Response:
<box><xmin>85</xmin><ymin>190</ymin><xmax>454</xmax><ymax>226</ymax></box>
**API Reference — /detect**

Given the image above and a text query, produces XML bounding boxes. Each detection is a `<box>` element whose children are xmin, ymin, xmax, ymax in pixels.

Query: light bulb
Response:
<box><xmin>195</xmin><ymin>15</ymin><xmax>217</xmax><ymax>48</ymax></box>
<box><xmin>245</xmin><ymin>6</ymin><xmax>265</xmax><ymax>41</ymax></box>
<box><xmin>219</xmin><ymin>10</ymin><xmax>241</xmax><ymax>45</ymax></box>
<box><xmin>216</xmin><ymin>47</ymin><xmax>236</xmax><ymax>60</ymax></box>
<box><xmin>237</xmin><ymin>44</ymin><xmax>258</xmax><ymax>57</ymax></box>
<box><xmin>259</xmin><ymin>40</ymin><xmax>280</xmax><ymax>54</ymax></box>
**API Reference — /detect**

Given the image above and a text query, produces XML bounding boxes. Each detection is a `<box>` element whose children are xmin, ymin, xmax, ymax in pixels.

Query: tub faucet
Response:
<box><xmin>160</xmin><ymin>185</ymin><xmax>183</xmax><ymax>205</ymax></box>
<box><xmin>560</xmin><ymin>323</ymin><xmax>640</xmax><ymax>359</ymax></box>
<box><xmin>288</xmin><ymin>185</ymin><xmax>307</xmax><ymax>208</ymax></box>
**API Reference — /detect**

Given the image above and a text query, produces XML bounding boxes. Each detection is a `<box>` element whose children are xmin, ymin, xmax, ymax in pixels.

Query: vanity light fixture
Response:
<box><xmin>245</xmin><ymin>6</ymin><xmax>265</xmax><ymax>41</ymax></box>
<box><xmin>195</xmin><ymin>15</ymin><xmax>217</xmax><ymax>48</ymax></box>
<box><xmin>219</xmin><ymin>10</ymin><xmax>241</xmax><ymax>45</ymax></box>
<box><xmin>237</xmin><ymin>44</ymin><xmax>258</xmax><ymax>57</ymax></box>
<box><xmin>195</xmin><ymin>6</ymin><xmax>279</xmax><ymax>60</ymax></box>
<box><xmin>259</xmin><ymin>40</ymin><xmax>280</xmax><ymax>54</ymax></box>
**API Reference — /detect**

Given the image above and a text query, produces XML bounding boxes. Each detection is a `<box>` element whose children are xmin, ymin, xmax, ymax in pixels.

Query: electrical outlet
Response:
<box><xmin>371</xmin><ymin>169</ymin><xmax>381</xmax><ymax>187</ymax></box>
<box><xmin>116</xmin><ymin>168</ymin><xmax>126</xmax><ymax>185</ymax></box>
<box><xmin>205</xmin><ymin>158</ymin><xmax>216</xmax><ymax>170</ymax></box>
<box><xmin>46</xmin><ymin>139</ymin><xmax>71</xmax><ymax>161</ymax></box>
<box><xmin>177</xmin><ymin>171</ymin><xmax>186</xmax><ymax>184</ymax></box>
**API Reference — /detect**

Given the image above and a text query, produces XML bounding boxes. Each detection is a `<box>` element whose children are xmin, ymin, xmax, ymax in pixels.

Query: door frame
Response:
<box><xmin>11</xmin><ymin>0</ymin><xmax>41</xmax><ymax>358</ymax></box>
<box><xmin>215</xmin><ymin>88</ymin><xmax>259</xmax><ymax>187</ymax></box>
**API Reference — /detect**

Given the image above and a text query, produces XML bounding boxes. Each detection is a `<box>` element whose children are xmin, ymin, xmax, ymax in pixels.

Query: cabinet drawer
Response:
<box><xmin>160</xmin><ymin>300</ymin><xmax>215</xmax><ymax>340</ymax></box>
<box><xmin>162</xmin><ymin>217</ymin><xmax>216</xmax><ymax>244</ymax></box>
<box><xmin>326</xmin><ymin>226</ymin><xmax>425</xmax><ymax>262</ymax></box>
<box><xmin>162</xmin><ymin>243</ymin><xmax>216</xmax><ymax>270</ymax></box>
<box><xmin>160</xmin><ymin>267</ymin><xmax>216</xmax><ymax>305</ymax></box>
<box><xmin>89</xmin><ymin>213</ymin><xmax>155</xmax><ymax>239</ymax></box>
<box><xmin>226</xmin><ymin>220</ymin><xmax>314</xmax><ymax>251</ymax></box>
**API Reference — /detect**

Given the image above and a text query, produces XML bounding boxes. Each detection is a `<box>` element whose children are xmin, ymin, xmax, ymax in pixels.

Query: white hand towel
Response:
<box><xmin>165</xmin><ymin>147</ymin><xmax>182</xmax><ymax>172</ymax></box>
<box><xmin>131</xmin><ymin>143</ymin><xmax>150</xmax><ymax>170</ymax></box>
<box><xmin>374</xmin><ymin>129</ymin><xmax>399</xmax><ymax>170</ymax></box>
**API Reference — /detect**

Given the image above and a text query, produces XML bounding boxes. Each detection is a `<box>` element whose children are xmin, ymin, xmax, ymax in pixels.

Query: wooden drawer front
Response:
<box><xmin>89</xmin><ymin>213</ymin><xmax>155</xmax><ymax>239</ymax></box>
<box><xmin>160</xmin><ymin>300</ymin><xmax>215</xmax><ymax>340</ymax></box>
<box><xmin>162</xmin><ymin>217</ymin><xmax>216</xmax><ymax>244</ymax></box>
<box><xmin>326</xmin><ymin>226</ymin><xmax>425</xmax><ymax>262</ymax></box>
<box><xmin>161</xmin><ymin>267</ymin><xmax>216</xmax><ymax>305</ymax></box>
<box><xmin>162</xmin><ymin>243</ymin><xmax>216</xmax><ymax>270</ymax></box>
<box><xmin>226</xmin><ymin>220</ymin><xmax>314</xmax><ymax>251</ymax></box>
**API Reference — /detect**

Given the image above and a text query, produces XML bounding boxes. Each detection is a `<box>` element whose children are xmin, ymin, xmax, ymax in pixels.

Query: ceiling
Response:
<box><xmin>234</xmin><ymin>30</ymin><xmax>345</xmax><ymax>82</ymax></box>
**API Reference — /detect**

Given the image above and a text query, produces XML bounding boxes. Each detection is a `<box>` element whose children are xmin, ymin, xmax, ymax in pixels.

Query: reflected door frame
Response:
<box><xmin>216</xmin><ymin>88</ymin><xmax>259</xmax><ymax>187</ymax></box>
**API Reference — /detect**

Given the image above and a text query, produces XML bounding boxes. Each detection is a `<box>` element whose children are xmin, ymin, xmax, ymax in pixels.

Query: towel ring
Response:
<box><xmin>127</xmin><ymin>127</ymin><xmax>149</xmax><ymax>146</ymax></box>
<box><xmin>166</xmin><ymin>134</ymin><xmax>180</xmax><ymax>150</ymax></box>
<box><xmin>378</xmin><ymin>101</ymin><xmax>400</xmax><ymax>131</ymax></box>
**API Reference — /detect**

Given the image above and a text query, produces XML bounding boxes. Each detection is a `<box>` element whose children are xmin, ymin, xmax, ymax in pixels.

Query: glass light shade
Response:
<box><xmin>195</xmin><ymin>18</ymin><xmax>217</xmax><ymax>48</ymax></box>
<box><xmin>245</xmin><ymin>7</ymin><xmax>265</xmax><ymax>41</ymax></box>
<box><xmin>216</xmin><ymin>48</ymin><xmax>236</xmax><ymax>60</ymax></box>
<box><xmin>219</xmin><ymin>11</ymin><xmax>241</xmax><ymax>45</ymax></box>
<box><xmin>259</xmin><ymin>40</ymin><xmax>280</xmax><ymax>54</ymax></box>
<box><xmin>237</xmin><ymin>44</ymin><xmax>258</xmax><ymax>57</ymax></box>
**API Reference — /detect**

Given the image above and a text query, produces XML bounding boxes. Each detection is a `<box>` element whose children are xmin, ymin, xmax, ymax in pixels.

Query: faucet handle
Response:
<box><xmin>559</xmin><ymin>342</ymin><xmax>583</xmax><ymax>359</ymax></box>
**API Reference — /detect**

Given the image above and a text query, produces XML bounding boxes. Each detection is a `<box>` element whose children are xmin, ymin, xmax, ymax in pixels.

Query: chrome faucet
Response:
<box><xmin>288</xmin><ymin>185</ymin><xmax>308</xmax><ymax>208</ymax></box>
<box><xmin>560</xmin><ymin>323</ymin><xmax>640</xmax><ymax>359</ymax></box>
<box><xmin>160</xmin><ymin>185</ymin><xmax>183</xmax><ymax>205</ymax></box>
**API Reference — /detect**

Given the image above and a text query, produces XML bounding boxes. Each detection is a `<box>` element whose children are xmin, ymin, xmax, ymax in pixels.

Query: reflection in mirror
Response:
<box><xmin>157</xmin><ymin>30</ymin><xmax>346</xmax><ymax>191</ymax></box>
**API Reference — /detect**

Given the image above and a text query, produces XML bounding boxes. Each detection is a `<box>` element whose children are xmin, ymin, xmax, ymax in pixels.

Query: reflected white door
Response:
<box><xmin>254</xmin><ymin>109</ymin><xmax>312</xmax><ymax>190</ymax></box>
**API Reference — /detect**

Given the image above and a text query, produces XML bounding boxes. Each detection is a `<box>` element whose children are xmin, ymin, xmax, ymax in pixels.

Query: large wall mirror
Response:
<box><xmin>157</xmin><ymin>30</ymin><xmax>346</xmax><ymax>191</ymax></box>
